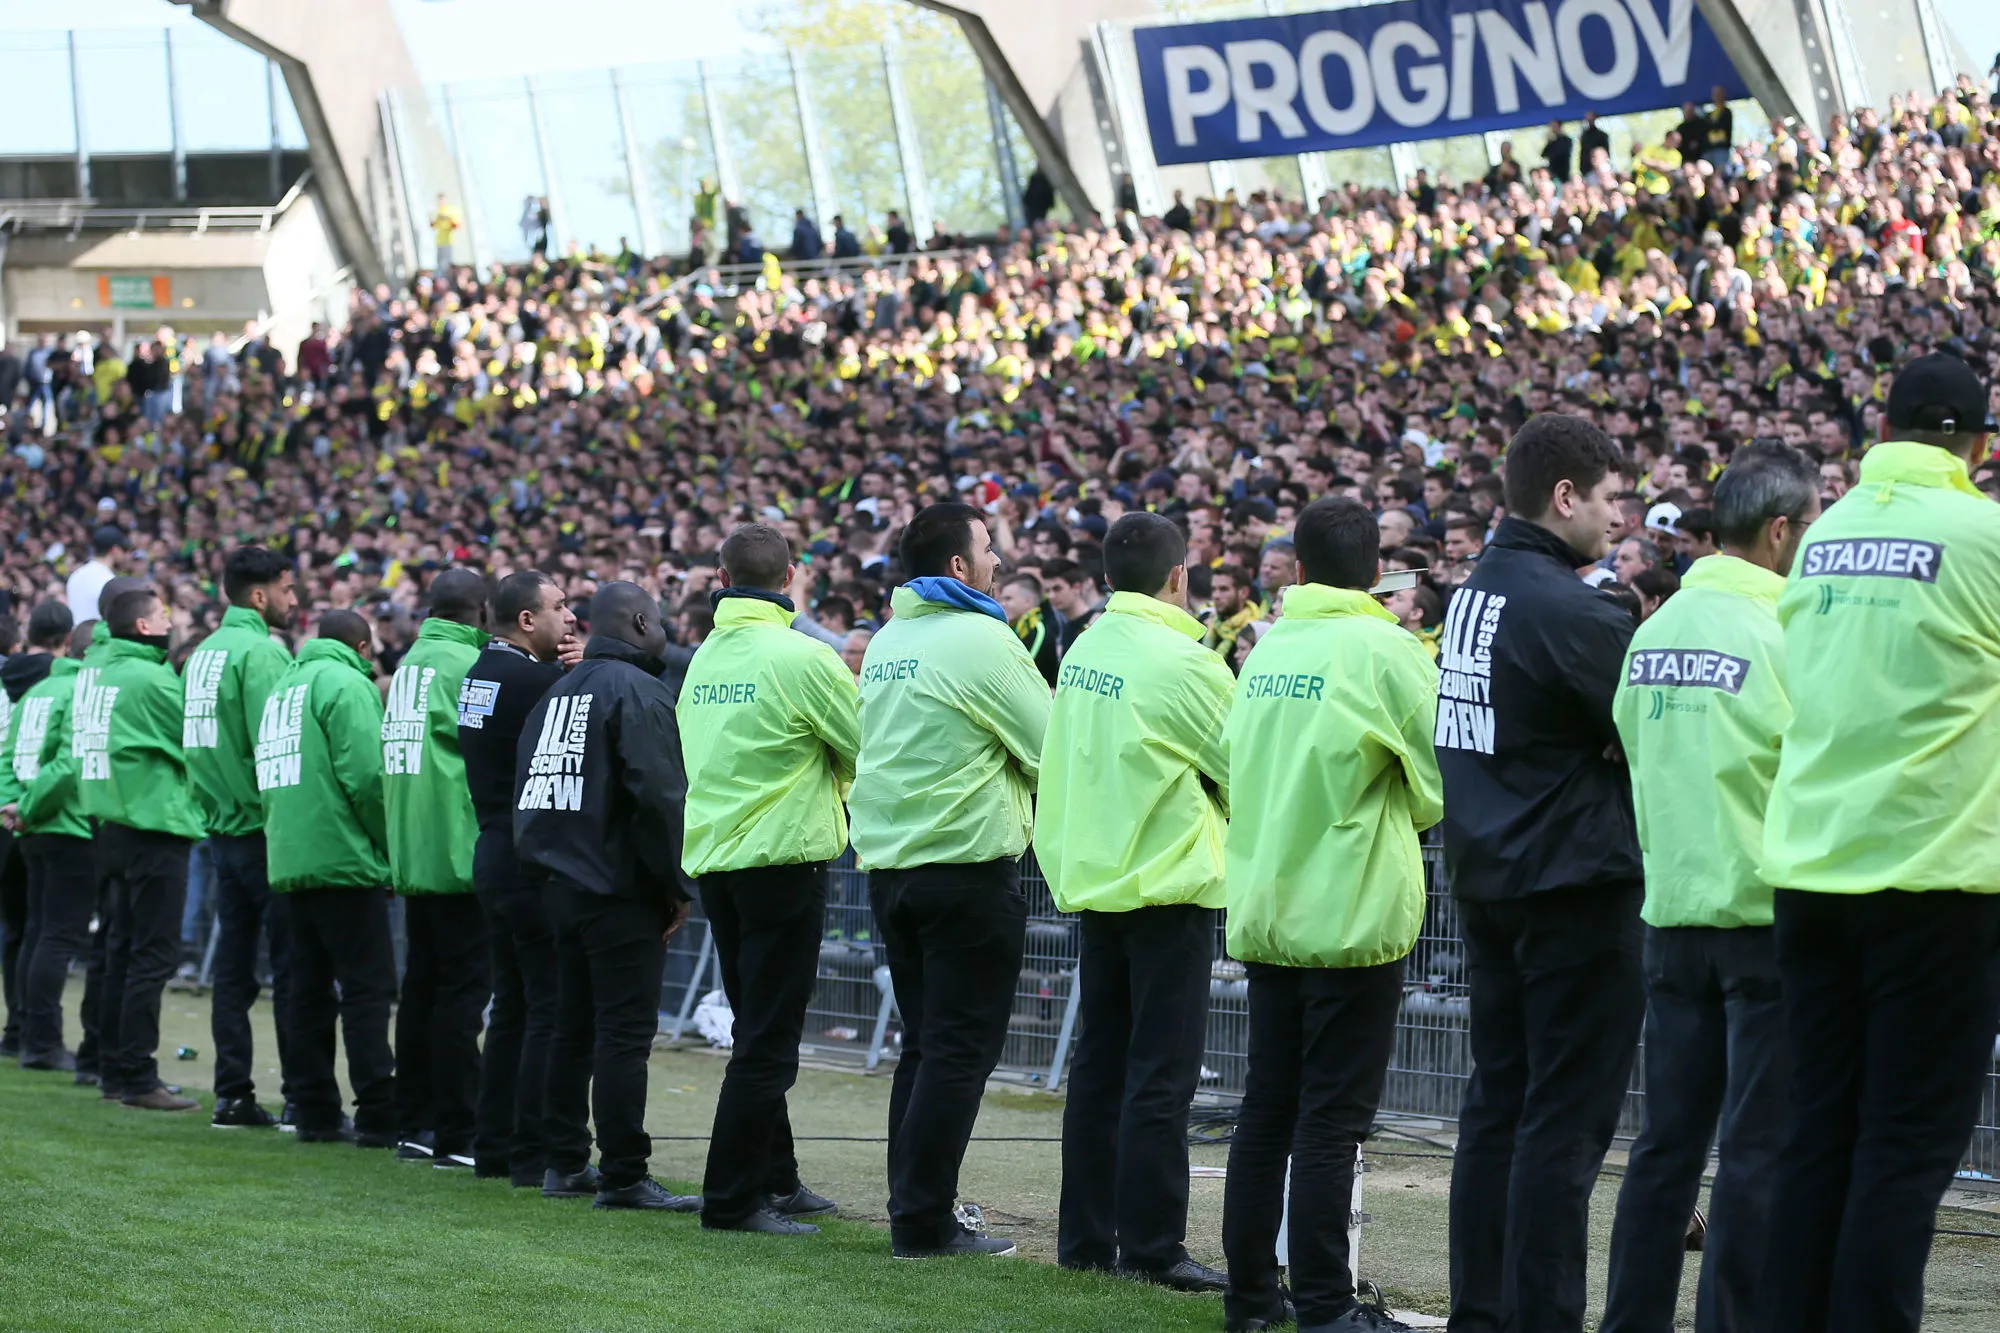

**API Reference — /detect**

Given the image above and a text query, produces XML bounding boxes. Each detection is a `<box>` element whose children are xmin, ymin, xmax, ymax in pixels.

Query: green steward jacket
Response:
<box><xmin>260</xmin><ymin>638</ymin><xmax>390</xmax><ymax>892</ymax></box>
<box><xmin>183</xmin><ymin>604</ymin><xmax>292</xmax><ymax>837</ymax></box>
<box><xmin>848</xmin><ymin>583</ymin><xmax>1051</xmax><ymax>870</ymax></box>
<box><xmin>1614</xmin><ymin>555</ymin><xmax>1789</xmax><ymax>928</ymax></box>
<box><xmin>1222</xmin><ymin>584</ymin><xmax>1443</xmax><ymax>969</ymax></box>
<box><xmin>381</xmin><ymin>617</ymin><xmax>484</xmax><ymax>895</ymax></box>
<box><xmin>1764</xmin><ymin>441</ymin><xmax>2000</xmax><ymax>894</ymax></box>
<box><xmin>677</xmin><ymin>595</ymin><xmax>862</xmax><ymax>878</ymax></box>
<box><xmin>0</xmin><ymin>658</ymin><xmax>89</xmax><ymax>838</ymax></box>
<box><xmin>1033</xmin><ymin>592</ymin><xmax>1233</xmax><ymax>914</ymax></box>
<box><xmin>75</xmin><ymin>637</ymin><xmax>204</xmax><ymax>840</ymax></box>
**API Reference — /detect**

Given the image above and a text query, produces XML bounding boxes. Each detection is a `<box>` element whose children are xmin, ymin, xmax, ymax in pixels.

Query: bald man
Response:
<box><xmin>516</xmin><ymin>583</ymin><xmax>697</xmax><ymax>1211</ymax></box>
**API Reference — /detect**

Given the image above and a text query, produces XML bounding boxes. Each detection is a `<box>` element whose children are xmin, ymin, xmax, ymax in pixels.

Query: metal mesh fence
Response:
<box><xmin>660</xmin><ymin>843</ymin><xmax>2000</xmax><ymax>1178</ymax></box>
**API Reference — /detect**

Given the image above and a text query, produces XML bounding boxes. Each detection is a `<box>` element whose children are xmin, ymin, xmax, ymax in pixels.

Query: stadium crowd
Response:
<box><xmin>2</xmin><ymin>72</ymin><xmax>2000</xmax><ymax>1333</ymax></box>
<box><xmin>0</xmin><ymin>80</ymin><xmax>1996</xmax><ymax>666</ymax></box>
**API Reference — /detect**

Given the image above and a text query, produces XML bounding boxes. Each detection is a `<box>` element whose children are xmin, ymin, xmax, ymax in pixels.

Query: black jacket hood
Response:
<box><xmin>1</xmin><ymin>651</ymin><xmax>54</xmax><ymax>703</ymax></box>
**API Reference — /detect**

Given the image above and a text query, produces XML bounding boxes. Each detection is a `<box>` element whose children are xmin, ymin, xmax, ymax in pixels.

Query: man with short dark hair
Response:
<box><xmin>384</xmin><ymin>568</ymin><xmax>491</xmax><ymax>1167</ymax></box>
<box><xmin>1036</xmin><ymin>513</ymin><xmax>1233</xmax><ymax>1292</ymax></box>
<box><xmin>185</xmin><ymin>545</ymin><xmax>297</xmax><ymax>1130</ymax></box>
<box><xmin>680</xmin><ymin>523</ymin><xmax>860</xmax><ymax>1236</ymax></box>
<box><xmin>1440</xmin><ymin>414</ymin><xmax>1646</xmax><ymax>1333</ymax></box>
<box><xmin>1201</xmin><ymin>563</ymin><xmax>1261</xmax><ymax>670</ymax></box>
<box><xmin>71</xmin><ymin>577</ymin><xmax>143</xmax><ymax>1088</ymax></box>
<box><xmin>1220</xmin><ymin>498</ymin><xmax>1443</xmax><ymax>1333</ymax></box>
<box><xmin>0</xmin><ymin>601</ymin><xmax>80</xmax><ymax>1069</ymax></box>
<box><xmin>1602</xmin><ymin>442</ymin><xmax>1819</xmax><ymax>1333</ymax></box>
<box><xmin>851</xmin><ymin>501</ymin><xmax>1050</xmax><ymax>1258</ymax></box>
<box><xmin>258</xmin><ymin>611</ymin><xmax>397</xmax><ymax>1147</ymax></box>
<box><xmin>1759</xmin><ymin>354</ymin><xmax>2000</xmax><ymax>1332</ymax></box>
<box><xmin>77</xmin><ymin>585</ymin><xmax>206</xmax><ymax>1111</ymax></box>
<box><xmin>459</xmin><ymin>569</ymin><xmax>576</xmax><ymax>1187</ymax></box>
<box><xmin>517</xmin><ymin>582</ymin><xmax>698</xmax><ymax>1212</ymax></box>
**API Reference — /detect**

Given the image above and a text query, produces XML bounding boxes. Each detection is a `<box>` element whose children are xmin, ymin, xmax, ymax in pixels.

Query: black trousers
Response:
<box><xmin>96</xmin><ymin>823</ymin><xmax>192</xmax><ymax>1097</ymax></box>
<box><xmin>278</xmin><ymin>887</ymin><xmax>398</xmax><ymax>1135</ymax></box>
<box><xmin>1604</xmin><ymin>926</ymin><xmax>1786</xmax><ymax>1333</ymax></box>
<box><xmin>207</xmin><ymin>833</ymin><xmax>293</xmax><ymax>1103</ymax></box>
<box><xmin>1060</xmin><ymin>903</ymin><xmax>1214</xmax><ymax>1272</ymax></box>
<box><xmin>472</xmin><ymin>833</ymin><xmax>560</xmax><ymax>1176</ymax></box>
<box><xmin>872</xmin><ymin>858</ymin><xmax>1027</xmax><ymax>1247</ymax></box>
<box><xmin>1224</xmin><ymin>958</ymin><xmax>1404</xmax><ymax>1328</ymax></box>
<box><xmin>699</xmin><ymin>863</ymin><xmax>826</xmax><ymax>1223</ymax></box>
<box><xmin>0</xmin><ymin>832</ymin><xmax>26</xmax><ymax>1049</ymax></box>
<box><xmin>17</xmin><ymin>834</ymin><xmax>95</xmax><ymax>1062</ymax></box>
<box><xmin>393</xmin><ymin>893</ymin><xmax>490</xmax><ymax>1155</ymax></box>
<box><xmin>1448</xmin><ymin>884</ymin><xmax>1645</xmax><ymax>1333</ymax></box>
<box><xmin>545</xmin><ymin>885</ymin><xmax>671</xmax><ymax>1189</ymax></box>
<box><xmin>76</xmin><ymin>860</ymin><xmax>108</xmax><ymax>1077</ymax></box>
<box><xmin>1761</xmin><ymin>889</ymin><xmax>2000</xmax><ymax>1333</ymax></box>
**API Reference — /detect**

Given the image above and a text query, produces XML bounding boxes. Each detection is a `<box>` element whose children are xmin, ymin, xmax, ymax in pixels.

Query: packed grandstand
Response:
<box><xmin>3</xmin><ymin>81</ymin><xmax>1998</xmax><ymax>663</ymax></box>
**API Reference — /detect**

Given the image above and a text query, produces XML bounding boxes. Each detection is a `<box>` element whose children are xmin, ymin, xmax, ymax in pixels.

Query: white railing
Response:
<box><xmin>0</xmin><ymin>171</ymin><xmax>313</xmax><ymax>238</ymax></box>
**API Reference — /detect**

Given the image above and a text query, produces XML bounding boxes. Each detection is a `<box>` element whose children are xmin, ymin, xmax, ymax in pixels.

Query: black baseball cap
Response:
<box><xmin>1886</xmin><ymin>352</ymin><xmax>1998</xmax><ymax>435</ymax></box>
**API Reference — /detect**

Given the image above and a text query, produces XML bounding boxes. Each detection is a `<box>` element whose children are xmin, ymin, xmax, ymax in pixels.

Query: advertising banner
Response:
<box><xmin>1133</xmin><ymin>0</ymin><xmax>1746</xmax><ymax>165</ymax></box>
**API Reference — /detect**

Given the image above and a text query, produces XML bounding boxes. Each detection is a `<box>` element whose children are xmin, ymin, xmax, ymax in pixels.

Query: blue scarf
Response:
<box><xmin>903</xmin><ymin>576</ymin><xmax>1008</xmax><ymax>623</ymax></box>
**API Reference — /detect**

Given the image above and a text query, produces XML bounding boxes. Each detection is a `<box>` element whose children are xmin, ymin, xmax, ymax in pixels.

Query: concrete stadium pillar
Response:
<box><xmin>909</xmin><ymin>1</ymin><xmax>1154</xmax><ymax>221</ymax></box>
<box><xmin>174</xmin><ymin>0</ymin><xmax>425</xmax><ymax>289</ymax></box>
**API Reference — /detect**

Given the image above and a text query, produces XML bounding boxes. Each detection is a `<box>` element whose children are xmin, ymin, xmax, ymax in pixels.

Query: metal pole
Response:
<box><xmin>667</xmin><ymin>925</ymin><xmax>715</xmax><ymax>1042</ymax></box>
<box><xmin>985</xmin><ymin>74</ymin><xmax>1025</xmax><ymax>230</ymax></box>
<box><xmin>882</xmin><ymin>43</ymin><xmax>934</xmax><ymax>243</ymax></box>
<box><xmin>524</xmin><ymin>75</ymin><xmax>565</xmax><ymax>254</ymax></box>
<box><xmin>1046</xmin><ymin>963</ymin><xmax>1084</xmax><ymax>1091</ymax></box>
<box><xmin>267</xmin><ymin>58</ymin><xmax>283</xmax><ymax>201</ymax></box>
<box><xmin>1818</xmin><ymin>0</ymin><xmax>1868</xmax><ymax>119</ymax></box>
<box><xmin>790</xmin><ymin>47</ymin><xmax>837</xmax><ymax>236</ymax></box>
<box><xmin>165</xmin><ymin>28</ymin><xmax>186</xmax><ymax>202</ymax></box>
<box><xmin>609</xmin><ymin>67</ymin><xmax>658</xmax><ymax>258</ymax></box>
<box><xmin>1389</xmin><ymin>142</ymin><xmax>1421</xmax><ymax>192</ymax></box>
<box><xmin>1912</xmin><ymin>0</ymin><xmax>1957</xmax><ymax>99</ymax></box>
<box><xmin>439</xmin><ymin>83</ymin><xmax>486</xmax><ymax>272</ymax></box>
<box><xmin>69</xmin><ymin>31</ymin><xmax>90</xmax><ymax>199</ymax></box>
<box><xmin>1296</xmin><ymin>152</ymin><xmax>1329</xmax><ymax>210</ymax></box>
<box><xmin>697</xmin><ymin>60</ymin><xmax>741</xmax><ymax>205</ymax></box>
<box><xmin>377</xmin><ymin>90</ymin><xmax>423</xmax><ymax>280</ymax></box>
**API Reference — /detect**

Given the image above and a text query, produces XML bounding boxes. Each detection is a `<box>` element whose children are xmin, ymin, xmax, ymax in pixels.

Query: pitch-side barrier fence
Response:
<box><xmin>660</xmin><ymin>839</ymin><xmax>2000</xmax><ymax>1182</ymax></box>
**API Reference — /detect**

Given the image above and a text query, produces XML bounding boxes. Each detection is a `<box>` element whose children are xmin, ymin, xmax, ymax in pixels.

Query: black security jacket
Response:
<box><xmin>512</xmin><ymin>636</ymin><xmax>692</xmax><ymax>904</ymax></box>
<box><xmin>1435</xmin><ymin>516</ymin><xmax>1641</xmax><ymax>901</ymax></box>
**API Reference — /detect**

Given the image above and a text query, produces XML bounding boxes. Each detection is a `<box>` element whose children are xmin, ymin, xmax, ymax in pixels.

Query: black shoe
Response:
<box><xmin>21</xmin><ymin>1049</ymin><xmax>78</xmax><ymax>1072</ymax></box>
<box><xmin>704</xmin><ymin>1205</ymin><xmax>819</xmax><ymax>1236</ymax></box>
<box><xmin>211</xmin><ymin>1098</ymin><xmax>279</xmax><ymax>1129</ymax></box>
<box><xmin>509</xmin><ymin>1167</ymin><xmax>544</xmax><ymax>1189</ymax></box>
<box><xmin>395</xmin><ymin>1132</ymin><xmax>436</xmax><ymax>1161</ymax></box>
<box><xmin>474</xmin><ymin>1158</ymin><xmax>511</xmax><ymax>1180</ymax></box>
<box><xmin>74</xmin><ymin>1069</ymin><xmax>101</xmax><ymax>1088</ymax></box>
<box><xmin>0</xmin><ymin>1038</ymin><xmax>20</xmax><ymax>1060</ymax></box>
<box><xmin>277</xmin><ymin>1100</ymin><xmax>298</xmax><ymax>1133</ymax></box>
<box><xmin>1226</xmin><ymin>1294</ymin><xmax>1297</xmax><ymax>1333</ymax></box>
<box><xmin>354</xmin><ymin>1129</ymin><xmax>398</xmax><ymax>1149</ymax></box>
<box><xmin>434</xmin><ymin>1153</ymin><xmax>476</xmax><ymax>1170</ymax></box>
<box><xmin>296</xmin><ymin>1122</ymin><xmax>358</xmax><ymax>1145</ymax></box>
<box><xmin>1301</xmin><ymin>1305</ymin><xmax>1414</xmax><ymax>1332</ymax></box>
<box><xmin>543</xmin><ymin>1165</ymin><xmax>603</xmax><ymax>1199</ymax></box>
<box><xmin>593</xmin><ymin>1177</ymin><xmax>701</xmax><ymax>1212</ymax></box>
<box><xmin>1120</xmin><ymin>1257</ymin><xmax>1228</xmax><ymax>1293</ymax></box>
<box><xmin>892</xmin><ymin>1222</ymin><xmax>1018</xmax><ymax>1259</ymax></box>
<box><xmin>766</xmin><ymin>1185</ymin><xmax>839</xmax><ymax>1219</ymax></box>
